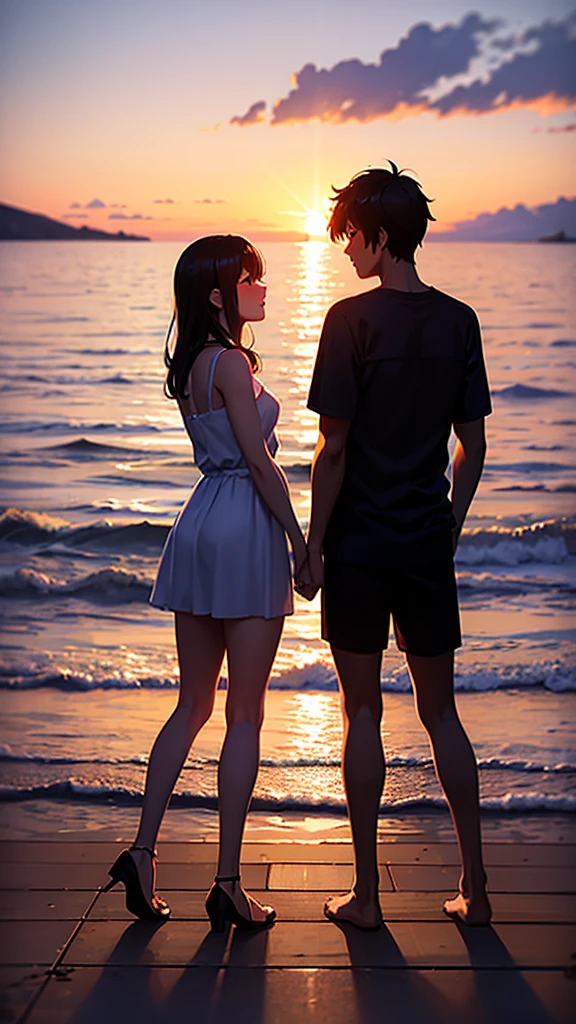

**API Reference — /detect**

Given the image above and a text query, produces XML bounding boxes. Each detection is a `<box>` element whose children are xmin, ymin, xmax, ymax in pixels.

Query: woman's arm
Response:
<box><xmin>215</xmin><ymin>349</ymin><xmax>307</xmax><ymax>571</ymax></box>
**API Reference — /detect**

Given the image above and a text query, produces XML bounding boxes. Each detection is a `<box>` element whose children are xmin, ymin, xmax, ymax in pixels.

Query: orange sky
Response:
<box><xmin>0</xmin><ymin>0</ymin><xmax>574</xmax><ymax>240</ymax></box>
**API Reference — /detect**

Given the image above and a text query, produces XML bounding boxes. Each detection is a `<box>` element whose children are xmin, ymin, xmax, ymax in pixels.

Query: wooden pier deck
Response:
<box><xmin>1</xmin><ymin>838</ymin><xmax>575</xmax><ymax>1023</ymax></box>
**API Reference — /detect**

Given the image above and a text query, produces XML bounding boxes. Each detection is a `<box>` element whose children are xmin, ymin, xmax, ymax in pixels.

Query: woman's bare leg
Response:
<box><xmin>324</xmin><ymin>647</ymin><xmax>384</xmax><ymax>929</ymax></box>
<box><xmin>131</xmin><ymin>612</ymin><xmax>225</xmax><ymax>899</ymax></box>
<box><xmin>406</xmin><ymin>651</ymin><xmax>491</xmax><ymax>925</ymax></box>
<box><xmin>216</xmin><ymin>616</ymin><xmax>283</xmax><ymax>921</ymax></box>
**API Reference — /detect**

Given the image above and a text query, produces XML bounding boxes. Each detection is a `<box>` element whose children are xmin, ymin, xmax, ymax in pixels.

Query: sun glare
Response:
<box><xmin>304</xmin><ymin>210</ymin><xmax>328</xmax><ymax>238</ymax></box>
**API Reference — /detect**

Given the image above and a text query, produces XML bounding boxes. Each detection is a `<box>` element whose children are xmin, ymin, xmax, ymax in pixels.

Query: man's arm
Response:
<box><xmin>451</xmin><ymin>418</ymin><xmax>487</xmax><ymax>551</ymax></box>
<box><xmin>306</xmin><ymin>415</ymin><xmax>351</xmax><ymax>588</ymax></box>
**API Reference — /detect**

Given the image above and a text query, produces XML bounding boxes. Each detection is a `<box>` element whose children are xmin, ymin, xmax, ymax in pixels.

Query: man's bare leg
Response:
<box><xmin>324</xmin><ymin>647</ymin><xmax>384</xmax><ymax>929</ymax></box>
<box><xmin>406</xmin><ymin>651</ymin><xmax>491</xmax><ymax>925</ymax></box>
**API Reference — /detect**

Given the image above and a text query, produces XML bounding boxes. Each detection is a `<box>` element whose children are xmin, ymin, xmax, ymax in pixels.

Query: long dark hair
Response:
<box><xmin>165</xmin><ymin>235</ymin><xmax>263</xmax><ymax>399</ymax></box>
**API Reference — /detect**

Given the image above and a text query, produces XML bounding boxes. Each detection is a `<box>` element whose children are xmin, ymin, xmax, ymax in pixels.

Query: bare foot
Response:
<box><xmin>324</xmin><ymin>891</ymin><xmax>382</xmax><ymax>931</ymax></box>
<box><xmin>443</xmin><ymin>891</ymin><xmax>492</xmax><ymax>926</ymax></box>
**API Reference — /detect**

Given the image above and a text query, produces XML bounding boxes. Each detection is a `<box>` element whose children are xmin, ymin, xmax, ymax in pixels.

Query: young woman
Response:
<box><xmin>106</xmin><ymin>235</ymin><xmax>309</xmax><ymax>931</ymax></box>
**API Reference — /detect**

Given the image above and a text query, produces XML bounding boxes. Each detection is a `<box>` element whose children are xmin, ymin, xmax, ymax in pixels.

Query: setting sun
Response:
<box><xmin>304</xmin><ymin>210</ymin><xmax>329</xmax><ymax>238</ymax></box>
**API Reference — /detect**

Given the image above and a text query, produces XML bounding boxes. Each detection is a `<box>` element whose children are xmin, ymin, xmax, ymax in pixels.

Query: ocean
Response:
<box><xmin>0</xmin><ymin>238</ymin><xmax>574</xmax><ymax>840</ymax></box>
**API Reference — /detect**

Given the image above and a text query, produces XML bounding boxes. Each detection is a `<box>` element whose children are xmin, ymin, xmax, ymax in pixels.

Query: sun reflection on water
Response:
<box><xmin>290</xmin><ymin>240</ymin><xmax>336</xmax><ymax>345</ymax></box>
<box><xmin>285</xmin><ymin>240</ymin><xmax>339</xmax><ymax>451</ymax></box>
<box><xmin>286</xmin><ymin>692</ymin><xmax>341</xmax><ymax>760</ymax></box>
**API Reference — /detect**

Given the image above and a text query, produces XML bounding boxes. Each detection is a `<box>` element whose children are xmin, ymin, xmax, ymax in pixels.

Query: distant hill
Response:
<box><xmin>0</xmin><ymin>203</ymin><xmax>150</xmax><ymax>241</ymax></box>
<box><xmin>429</xmin><ymin>196</ymin><xmax>576</xmax><ymax>242</ymax></box>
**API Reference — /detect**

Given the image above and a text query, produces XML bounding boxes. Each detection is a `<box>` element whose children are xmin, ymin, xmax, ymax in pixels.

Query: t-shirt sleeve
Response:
<box><xmin>453</xmin><ymin>311</ymin><xmax>492</xmax><ymax>423</ymax></box>
<box><xmin>307</xmin><ymin>305</ymin><xmax>361</xmax><ymax>419</ymax></box>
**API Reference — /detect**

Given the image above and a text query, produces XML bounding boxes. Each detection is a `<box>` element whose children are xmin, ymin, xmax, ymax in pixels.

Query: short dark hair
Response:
<box><xmin>328</xmin><ymin>162</ymin><xmax>435</xmax><ymax>264</ymax></box>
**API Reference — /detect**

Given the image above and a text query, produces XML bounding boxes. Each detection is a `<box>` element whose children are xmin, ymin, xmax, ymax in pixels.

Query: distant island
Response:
<box><xmin>0</xmin><ymin>203</ymin><xmax>150</xmax><ymax>241</ymax></box>
<box><xmin>428</xmin><ymin>196</ymin><xmax>576</xmax><ymax>243</ymax></box>
<box><xmin>538</xmin><ymin>230</ymin><xmax>576</xmax><ymax>243</ymax></box>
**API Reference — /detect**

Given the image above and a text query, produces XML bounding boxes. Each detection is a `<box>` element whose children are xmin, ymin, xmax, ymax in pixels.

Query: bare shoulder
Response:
<box><xmin>214</xmin><ymin>347</ymin><xmax>254</xmax><ymax>393</ymax></box>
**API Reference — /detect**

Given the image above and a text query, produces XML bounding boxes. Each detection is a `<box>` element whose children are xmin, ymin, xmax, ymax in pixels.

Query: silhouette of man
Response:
<box><xmin>305</xmin><ymin>162</ymin><xmax>492</xmax><ymax>928</ymax></box>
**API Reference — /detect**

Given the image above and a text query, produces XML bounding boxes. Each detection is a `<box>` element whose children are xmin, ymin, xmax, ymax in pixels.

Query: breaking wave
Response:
<box><xmin>1</xmin><ymin>658</ymin><xmax>573</xmax><ymax>693</ymax></box>
<box><xmin>2</xmin><ymin>508</ymin><xmax>574</xmax><ymax>564</ymax></box>
<box><xmin>0</xmin><ymin>780</ymin><xmax>573</xmax><ymax>814</ymax></box>
<box><xmin>0</xmin><ymin>746</ymin><xmax>572</xmax><ymax>774</ymax></box>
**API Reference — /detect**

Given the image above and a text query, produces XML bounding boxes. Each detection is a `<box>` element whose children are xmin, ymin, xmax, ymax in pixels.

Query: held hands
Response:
<box><xmin>293</xmin><ymin>544</ymin><xmax>323</xmax><ymax>602</ymax></box>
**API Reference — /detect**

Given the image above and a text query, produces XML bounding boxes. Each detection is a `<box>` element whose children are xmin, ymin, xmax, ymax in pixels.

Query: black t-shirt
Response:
<box><xmin>307</xmin><ymin>286</ymin><xmax>492</xmax><ymax>566</ymax></box>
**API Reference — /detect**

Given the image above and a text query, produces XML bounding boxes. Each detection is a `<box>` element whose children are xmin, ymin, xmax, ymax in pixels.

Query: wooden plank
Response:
<box><xmin>268</xmin><ymin>863</ymin><xmax>354</xmax><ymax>892</ymax></box>
<box><xmin>90</xmin><ymin>889</ymin><xmax>576</xmax><ymax>924</ymax></box>
<box><xmin>20</xmin><ymin>965</ymin><xmax>576</xmax><ymax>1024</ymax></box>
<box><xmin>0</xmin><ymin>890</ymin><xmax>94</xmax><ymax>922</ymax></box>
<box><xmin>61</xmin><ymin>918</ymin><xmax>576</xmax><ymax>969</ymax></box>
<box><xmin>482</xmin><ymin>844</ymin><xmax>576</xmax><ymax>868</ymax></box>
<box><xmin>2</xmin><ymin>840</ymin><xmax>574</xmax><ymax>867</ymax></box>
<box><xmin>0</xmin><ymin>863</ymin><xmax>107</xmax><ymax>892</ymax></box>
<box><xmin>0</xmin><ymin>862</ymin><xmax>268</xmax><ymax>893</ymax></box>
<box><xmin>267</xmin><ymin>863</ymin><xmax>394</xmax><ymax>892</ymax></box>
<box><xmin>0</xmin><ymin>966</ymin><xmax>50</xmax><ymax>1024</ymax></box>
<box><xmin>390</xmin><ymin>864</ymin><xmax>576</xmax><ymax>893</ymax></box>
<box><xmin>0</xmin><ymin>921</ymin><xmax>76</xmax><ymax>966</ymax></box>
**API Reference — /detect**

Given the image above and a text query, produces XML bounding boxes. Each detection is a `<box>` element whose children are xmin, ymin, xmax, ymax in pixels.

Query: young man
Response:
<box><xmin>305</xmin><ymin>163</ymin><xmax>492</xmax><ymax>929</ymax></box>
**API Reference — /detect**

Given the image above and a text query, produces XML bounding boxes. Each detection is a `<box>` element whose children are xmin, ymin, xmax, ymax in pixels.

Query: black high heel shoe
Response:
<box><xmin>103</xmin><ymin>844</ymin><xmax>171</xmax><ymax>921</ymax></box>
<box><xmin>205</xmin><ymin>874</ymin><xmax>276</xmax><ymax>933</ymax></box>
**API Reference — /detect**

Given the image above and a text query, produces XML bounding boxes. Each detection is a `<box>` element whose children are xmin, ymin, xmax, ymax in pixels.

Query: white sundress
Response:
<box><xmin>150</xmin><ymin>348</ymin><xmax>293</xmax><ymax>619</ymax></box>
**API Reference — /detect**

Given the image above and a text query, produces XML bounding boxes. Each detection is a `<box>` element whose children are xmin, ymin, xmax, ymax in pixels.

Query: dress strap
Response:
<box><xmin>207</xmin><ymin>348</ymin><xmax>226</xmax><ymax>412</ymax></box>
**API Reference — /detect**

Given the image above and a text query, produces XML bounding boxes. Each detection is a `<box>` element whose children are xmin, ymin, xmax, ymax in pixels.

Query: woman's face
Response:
<box><xmin>236</xmin><ymin>268</ymin><xmax>266</xmax><ymax>323</ymax></box>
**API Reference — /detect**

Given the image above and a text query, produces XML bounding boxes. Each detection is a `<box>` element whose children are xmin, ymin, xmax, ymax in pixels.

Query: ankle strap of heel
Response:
<box><xmin>130</xmin><ymin>845</ymin><xmax>158</xmax><ymax>859</ymax></box>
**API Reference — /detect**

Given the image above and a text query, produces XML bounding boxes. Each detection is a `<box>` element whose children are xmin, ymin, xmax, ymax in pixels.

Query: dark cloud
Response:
<box><xmin>194</xmin><ymin>198</ymin><xmax>226</xmax><ymax>205</ymax></box>
<box><xmin>230</xmin><ymin>100</ymin><xmax>267</xmax><ymax>126</ymax></box>
<box><xmin>233</xmin><ymin>13</ymin><xmax>574</xmax><ymax>126</ymax></box>
<box><xmin>432</xmin><ymin>17</ymin><xmax>576</xmax><ymax>115</ymax></box>
<box><xmin>271</xmin><ymin>14</ymin><xmax>498</xmax><ymax>124</ymax></box>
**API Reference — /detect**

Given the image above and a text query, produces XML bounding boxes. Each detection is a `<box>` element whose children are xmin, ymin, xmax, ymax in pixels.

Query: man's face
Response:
<box><xmin>343</xmin><ymin>220</ymin><xmax>385</xmax><ymax>279</ymax></box>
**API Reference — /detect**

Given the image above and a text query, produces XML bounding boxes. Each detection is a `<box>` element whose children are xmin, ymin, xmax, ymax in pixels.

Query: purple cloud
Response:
<box><xmin>153</xmin><ymin>198</ymin><xmax>176</xmax><ymax>204</ymax></box>
<box><xmin>232</xmin><ymin>13</ymin><xmax>575</xmax><ymax>127</ymax></box>
<box><xmin>432</xmin><ymin>17</ymin><xmax>576</xmax><ymax>115</ymax></box>
<box><xmin>271</xmin><ymin>14</ymin><xmax>498</xmax><ymax>124</ymax></box>
<box><xmin>86</xmin><ymin>198</ymin><xmax>106</xmax><ymax>209</ymax></box>
<box><xmin>108</xmin><ymin>212</ymin><xmax>152</xmax><ymax>221</ymax></box>
<box><xmin>194</xmin><ymin>198</ymin><xmax>226</xmax><ymax>205</ymax></box>
<box><xmin>230</xmin><ymin>100</ymin><xmax>267</xmax><ymax>126</ymax></box>
<box><xmin>431</xmin><ymin>196</ymin><xmax>576</xmax><ymax>241</ymax></box>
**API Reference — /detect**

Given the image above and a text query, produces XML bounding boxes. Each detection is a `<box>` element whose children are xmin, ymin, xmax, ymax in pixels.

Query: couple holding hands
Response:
<box><xmin>106</xmin><ymin>162</ymin><xmax>493</xmax><ymax>933</ymax></box>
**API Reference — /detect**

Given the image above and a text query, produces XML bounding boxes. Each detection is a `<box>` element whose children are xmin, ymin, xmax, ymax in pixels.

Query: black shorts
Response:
<box><xmin>322</xmin><ymin>556</ymin><xmax>462</xmax><ymax>656</ymax></box>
